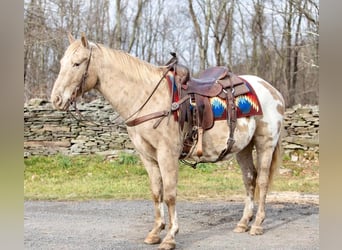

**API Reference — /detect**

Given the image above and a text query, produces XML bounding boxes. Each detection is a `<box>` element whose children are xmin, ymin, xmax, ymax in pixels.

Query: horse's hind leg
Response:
<box><xmin>140</xmin><ymin>156</ymin><xmax>165</xmax><ymax>245</ymax></box>
<box><xmin>234</xmin><ymin>141</ymin><xmax>257</xmax><ymax>233</ymax></box>
<box><xmin>250</xmin><ymin>134</ymin><xmax>281</xmax><ymax>235</ymax></box>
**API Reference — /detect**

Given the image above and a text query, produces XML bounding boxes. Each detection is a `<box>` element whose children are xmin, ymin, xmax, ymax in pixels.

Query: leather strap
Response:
<box><xmin>70</xmin><ymin>47</ymin><xmax>93</xmax><ymax>103</ymax></box>
<box><xmin>126</xmin><ymin>111</ymin><xmax>170</xmax><ymax>127</ymax></box>
<box><xmin>170</xmin><ymin>94</ymin><xmax>190</xmax><ymax>111</ymax></box>
<box><xmin>217</xmin><ymin>77</ymin><xmax>237</xmax><ymax>161</ymax></box>
<box><xmin>126</xmin><ymin>94</ymin><xmax>190</xmax><ymax>128</ymax></box>
<box><xmin>123</xmin><ymin>54</ymin><xmax>178</xmax><ymax>128</ymax></box>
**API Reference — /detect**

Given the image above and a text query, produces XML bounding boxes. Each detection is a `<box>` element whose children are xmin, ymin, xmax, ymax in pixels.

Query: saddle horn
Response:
<box><xmin>165</xmin><ymin>52</ymin><xmax>178</xmax><ymax>69</ymax></box>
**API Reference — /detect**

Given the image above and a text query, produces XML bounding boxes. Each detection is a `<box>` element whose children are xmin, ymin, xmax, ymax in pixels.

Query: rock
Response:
<box><xmin>28</xmin><ymin>98</ymin><xmax>48</xmax><ymax>106</ymax></box>
<box><xmin>283</xmin><ymin>143</ymin><xmax>307</xmax><ymax>150</ymax></box>
<box><xmin>70</xmin><ymin>144</ymin><xmax>84</xmax><ymax>153</ymax></box>
<box><xmin>24</xmin><ymin>99</ymin><xmax>319</xmax><ymax>158</ymax></box>
<box><xmin>279</xmin><ymin>168</ymin><xmax>293</xmax><ymax>175</ymax></box>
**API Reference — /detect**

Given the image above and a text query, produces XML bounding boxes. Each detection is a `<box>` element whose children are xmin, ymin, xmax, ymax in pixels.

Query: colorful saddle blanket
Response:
<box><xmin>209</xmin><ymin>80</ymin><xmax>262</xmax><ymax>119</ymax></box>
<box><xmin>166</xmin><ymin>72</ymin><xmax>262</xmax><ymax>122</ymax></box>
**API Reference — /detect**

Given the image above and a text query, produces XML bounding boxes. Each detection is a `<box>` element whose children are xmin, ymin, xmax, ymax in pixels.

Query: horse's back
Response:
<box><xmin>238</xmin><ymin>75</ymin><xmax>284</xmax><ymax>114</ymax></box>
<box><xmin>238</xmin><ymin>75</ymin><xmax>285</xmax><ymax>139</ymax></box>
<box><xmin>238</xmin><ymin>74</ymin><xmax>283</xmax><ymax>101</ymax></box>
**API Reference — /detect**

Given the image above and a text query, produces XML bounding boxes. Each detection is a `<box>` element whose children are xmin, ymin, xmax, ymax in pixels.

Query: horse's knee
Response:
<box><xmin>164</xmin><ymin>195</ymin><xmax>176</xmax><ymax>206</ymax></box>
<box><xmin>162</xmin><ymin>185</ymin><xmax>177</xmax><ymax>206</ymax></box>
<box><xmin>152</xmin><ymin>193</ymin><xmax>163</xmax><ymax>203</ymax></box>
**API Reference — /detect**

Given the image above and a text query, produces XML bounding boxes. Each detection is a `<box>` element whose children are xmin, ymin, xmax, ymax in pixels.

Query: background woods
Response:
<box><xmin>24</xmin><ymin>0</ymin><xmax>319</xmax><ymax>107</ymax></box>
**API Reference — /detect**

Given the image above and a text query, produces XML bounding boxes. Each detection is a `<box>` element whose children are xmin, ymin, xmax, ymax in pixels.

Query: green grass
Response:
<box><xmin>24</xmin><ymin>152</ymin><xmax>319</xmax><ymax>201</ymax></box>
<box><xmin>24</xmin><ymin>153</ymin><xmax>150</xmax><ymax>200</ymax></box>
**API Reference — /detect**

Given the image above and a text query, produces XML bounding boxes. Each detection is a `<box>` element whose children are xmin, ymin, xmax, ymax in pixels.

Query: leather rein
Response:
<box><xmin>124</xmin><ymin>60</ymin><xmax>177</xmax><ymax>128</ymax></box>
<box><xmin>67</xmin><ymin>50</ymin><xmax>183</xmax><ymax>129</ymax></box>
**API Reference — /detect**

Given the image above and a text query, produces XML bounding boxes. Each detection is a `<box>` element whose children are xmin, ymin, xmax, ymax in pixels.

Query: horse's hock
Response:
<box><xmin>24</xmin><ymin>98</ymin><xmax>319</xmax><ymax>158</ymax></box>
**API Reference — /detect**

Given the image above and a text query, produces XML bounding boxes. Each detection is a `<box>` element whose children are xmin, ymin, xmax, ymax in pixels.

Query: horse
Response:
<box><xmin>51</xmin><ymin>33</ymin><xmax>285</xmax><ymax>250</ymax></box>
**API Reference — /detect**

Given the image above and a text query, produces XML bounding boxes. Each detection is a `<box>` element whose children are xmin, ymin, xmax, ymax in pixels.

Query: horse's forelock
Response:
<box><xmin>65</xmin><ymin>40</ymin><xmax>99</xmax><ymax>57</ymax></box>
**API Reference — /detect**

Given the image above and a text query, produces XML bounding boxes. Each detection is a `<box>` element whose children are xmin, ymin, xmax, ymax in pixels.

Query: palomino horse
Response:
<box><xmin>51</xmin><ymin>33</ymin><xmax>285</xmax><ymax>250</ymax></box>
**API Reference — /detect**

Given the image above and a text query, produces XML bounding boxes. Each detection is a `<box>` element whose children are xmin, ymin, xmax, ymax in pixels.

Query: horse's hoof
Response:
<box><xmin>158</xmin><ymin>240</ymin><xmax>176</xmax><ymax>250</ymax></box>
<box><xmin>250</xmin><ymin>225</ymin><xmax>263</xmax><ymax>235</ymax></box>
<box><xmin>144</xmin><ymin>234</ymin><xmax>161</xmax><ymax>245</ymax></box>
<box><xmin>233</xmin><ymin>223</ymin><xmax>248</xmax><ymax>233</ymax></box>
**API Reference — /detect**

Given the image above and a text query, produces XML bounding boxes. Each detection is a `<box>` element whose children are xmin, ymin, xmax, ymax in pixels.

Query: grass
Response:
<box><xmin>24</xmin><ymin>152</ymin><xmax>319</xmax><ymax>201</ymax></box>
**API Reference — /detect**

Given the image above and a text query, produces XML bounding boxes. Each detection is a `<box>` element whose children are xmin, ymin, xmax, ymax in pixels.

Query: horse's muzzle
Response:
<box><xmin>52</xmin><ymin>95</ymin><xmax>69</xmax><ymax>111</ymax></box>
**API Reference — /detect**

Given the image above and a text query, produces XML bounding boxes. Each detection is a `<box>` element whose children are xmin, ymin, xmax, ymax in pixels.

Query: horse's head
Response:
<box><xmin>51</xmin><ymin>33</ymin><xmax>98</xmax><ymax>110</ymax></box>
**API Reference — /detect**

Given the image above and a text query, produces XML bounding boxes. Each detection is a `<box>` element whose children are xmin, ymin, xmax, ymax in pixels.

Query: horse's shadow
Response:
<box><xmin>173</xmin><ymin>201</ymin><xmax>319</xmax><ymax>248</ymax></box>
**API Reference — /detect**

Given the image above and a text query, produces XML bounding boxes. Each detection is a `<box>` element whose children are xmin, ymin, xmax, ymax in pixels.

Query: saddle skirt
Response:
<box><xmin>166</xmin><ymin>65</ymin><xmax>263</xmax><ymax>161</ymax></box>
<box><xmin>166</xmin><ymin>70</ymin><xmax>263</xmax><ymax>128</ymax></box>
<box><xmin>209</xmin><ymin>81</ymin><xmax>262</xmax><ymax>120</ymax></box>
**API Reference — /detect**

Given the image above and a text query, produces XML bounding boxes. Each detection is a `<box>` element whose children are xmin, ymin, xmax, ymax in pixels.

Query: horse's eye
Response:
<box><xmin>73</xmin><ymin>62</ymin><xmax>81</xmax><ymax>67</ymax></box>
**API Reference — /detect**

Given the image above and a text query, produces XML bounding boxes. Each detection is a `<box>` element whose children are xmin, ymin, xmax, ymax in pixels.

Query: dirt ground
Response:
<box><xmin>24</xmin><ymin>195</ymin><xmax>318</xmax><ymax>250</ymax></box>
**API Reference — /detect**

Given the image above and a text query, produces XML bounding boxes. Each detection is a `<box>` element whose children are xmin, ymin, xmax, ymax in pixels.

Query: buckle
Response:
<box><xmin>171</xmin><ymin>102</ymin><xmax>179</xmax><ymax>111</ymax></box>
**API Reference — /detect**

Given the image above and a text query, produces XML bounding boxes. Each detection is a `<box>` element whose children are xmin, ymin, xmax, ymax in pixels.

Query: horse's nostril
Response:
<box><xmin>53</xmin><ymin>95</ymin><xmax>62</xmax><ymax>107</ymax></box>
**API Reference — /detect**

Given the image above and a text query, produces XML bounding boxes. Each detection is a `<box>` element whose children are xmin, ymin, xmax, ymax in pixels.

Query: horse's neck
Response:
<box><xmin>95</xmin><ymin>48</ymin><xmax>169</xmax><ymax>119</ymax></box>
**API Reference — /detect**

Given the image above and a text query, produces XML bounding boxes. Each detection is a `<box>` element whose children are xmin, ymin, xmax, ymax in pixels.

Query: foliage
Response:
<box><xmin>24</xmin><ymin>153</ymin><xmax>319</xmax><ymax>201</ymax></box>
<box><xmin>24</xmin><ymin>0</ymin><xmax>319</xmax><ymax>107</ymax></box>
<box><xmin>117</xmin><ymin>152</ymin><xmax>139</xmax><ymax>166</ymax></box>
<box><xmin>24</xmin><ymin>154</ymin><xmax>150</xmax><ymax>200</ymax></box>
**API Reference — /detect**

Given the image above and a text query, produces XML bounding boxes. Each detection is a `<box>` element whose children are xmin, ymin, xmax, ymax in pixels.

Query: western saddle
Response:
<box><xmin>167</xmin><ymin>54</ymin><xmax>250</xmax><ymax>163</ymax></box>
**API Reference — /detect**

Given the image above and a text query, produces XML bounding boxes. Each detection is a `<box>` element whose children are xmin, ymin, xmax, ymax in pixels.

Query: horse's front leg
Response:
<box><xmin>158</xmin><ymin>153</ymin><xmax>179</xmax><ymax>250</ymax></box>
<box><xmin>140</xmin><ymin>156</ymin><xmax>166</xmax><ymax>245</ymax></box>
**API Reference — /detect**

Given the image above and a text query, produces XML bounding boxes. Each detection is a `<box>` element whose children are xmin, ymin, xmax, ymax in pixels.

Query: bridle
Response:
<box><xmin>69</xmin><ymin>46</ymin><xmax>93</xmax><ymax>104</ymax></box>
<box><xmin>67</xmin><ymin>49</ymin><xmax>181</xmax><ymax>129</ymax></box>
<box><xmin>66</xmin><ymin>46</ymin><xmax>120</xmax><ymax>127</ymax></box>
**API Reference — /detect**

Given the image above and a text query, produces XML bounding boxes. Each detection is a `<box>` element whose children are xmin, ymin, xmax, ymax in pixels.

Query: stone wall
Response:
<box><xmin>282</xmin><ymin>105</ymin><xmax>319</xmax><ymax>154</ymax></box>
<box><xmin>24</xmin><ymin>98</ymin><xmax>319</xmax><ymax>157</ymax></box>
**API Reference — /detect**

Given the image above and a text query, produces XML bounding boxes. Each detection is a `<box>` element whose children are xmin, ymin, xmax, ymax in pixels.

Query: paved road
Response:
<box><xmin>24</xmin><ymin>199</ymin><xmax>318</xmax><ymax>250</ymax></box>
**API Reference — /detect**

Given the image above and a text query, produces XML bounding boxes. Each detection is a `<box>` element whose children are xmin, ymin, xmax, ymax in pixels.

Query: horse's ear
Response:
<box><xmin>81</xmin><ymin>32</ymin><xmax>89</xmax><ymax>48</ymax></box>
<box><xmin>68</xmin><ymin>32</ymin><xmax>75</xmax><ymax>44</ymax></box>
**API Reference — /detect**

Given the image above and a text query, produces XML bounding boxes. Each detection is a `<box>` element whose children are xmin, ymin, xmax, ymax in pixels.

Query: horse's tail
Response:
<box><xmin>254</xmin><ymin>135</ymin><xmax>282</xmax><ymax>201</ymax></box>
<box><xmin>268</xmin><ymin>136</ymin><xmax>282</xmax><ymax>188</ymax></box>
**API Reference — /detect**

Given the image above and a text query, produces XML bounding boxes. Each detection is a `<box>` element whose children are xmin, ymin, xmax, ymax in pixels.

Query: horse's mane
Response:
<box><xmin>95</xmin><ymin>43</ymin><xmax>164</xmax><ymax>84</ymax></box>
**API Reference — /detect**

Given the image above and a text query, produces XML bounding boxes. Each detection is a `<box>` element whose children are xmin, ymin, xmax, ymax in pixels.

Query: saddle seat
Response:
<box><xmin>189</xmin><ymin>66</ymin><xmax>228</xmax><ymax>85</ymax></box>
<box><xmin>182</xmin><ymin>66</ymin><xmax>227</xmax><ymax>97</ymax></box>
<box><xmin>182</xmin><ymin>66</ymin><xmax>248</xmax><ymax>97</ymax></box>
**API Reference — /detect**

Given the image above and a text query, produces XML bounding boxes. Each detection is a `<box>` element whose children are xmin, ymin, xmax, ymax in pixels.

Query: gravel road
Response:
<box><xmin>24</xmin><ymin>197</ymin><xmax>318</xmax><ymax>250</ymax></box>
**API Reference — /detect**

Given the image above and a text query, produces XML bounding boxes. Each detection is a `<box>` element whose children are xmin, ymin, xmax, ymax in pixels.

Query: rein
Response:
<box><xmin>67</xmin><ymin>101</ymin><xmax>125</xmax><ymax>128</ymax></box>
<box><xmin>124</xmin><ymin>55</ymin><xmax>181</xmax><ymax>128</ymax></box>
<box><xmin>67</xmin><ymin>51</ymin><xmax>180</xmax><ymax>129</ymax></box>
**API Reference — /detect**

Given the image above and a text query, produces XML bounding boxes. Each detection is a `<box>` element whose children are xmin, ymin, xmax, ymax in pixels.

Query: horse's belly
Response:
<box><xmin>186</xmin><ymin>117</ymin><xmax>256</xmax><ymax>162</ymax></box>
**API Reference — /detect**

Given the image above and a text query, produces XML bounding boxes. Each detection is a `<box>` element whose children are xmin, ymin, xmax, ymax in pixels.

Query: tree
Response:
<box><xmin>24</xmin><ymin>0</ymin><xmax>319</xmax><ymax>106</ymax></box>
<box><xmin>188</xmin><ymin>0</ymin><xmax>212</xmax><ymax>71</ymax></box>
